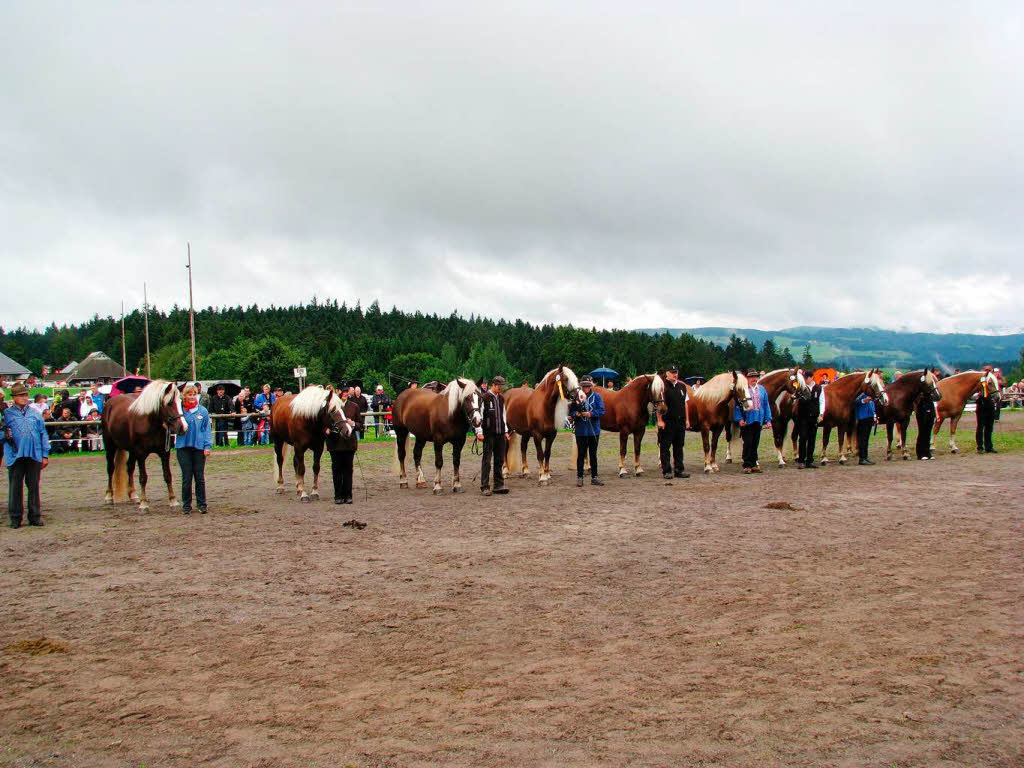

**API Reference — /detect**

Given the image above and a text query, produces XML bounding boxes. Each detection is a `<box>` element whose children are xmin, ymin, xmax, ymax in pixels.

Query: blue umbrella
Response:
<box><xmin>589</xmin><ymin>367</ymin><xmax>619</xmax><ymax>386</ymax></box>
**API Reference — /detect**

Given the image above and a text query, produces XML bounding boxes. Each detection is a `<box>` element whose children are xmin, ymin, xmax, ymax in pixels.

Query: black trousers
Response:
<box><xmin>480</xmin><ymin>433</ymin><xmax>506</xmax><ymax>490</ymax></box>
<box><xmin>214</xmin><ymin>422</ymin><xmax>229</xmax><ymax>447</ymax></box>
<box><xmin>658</xmin><ymin>425</ymin><xmax>685</xmax><ymax>474</ymax></box>
<box><xmin>330</xmin><ymin>450</ymin><xmax>354</xmax><ymax>501</ymax></box>
<box><xmin>8</xmin><ymin>458</ymin><xmax>42</xmax><ymax>525</ymax></box>
<box><xmin>176</xmin><ymin>448</ymin><xmax>207</xmax><ymax>509</ymax></box>
<box><xmin>857</xmin><ymin>418</ymin><xmax>873</xmax><ymax>460</ymax></box>
<box><xmin>916</xmin><ymin>410</ymin><xmax>934</xmax><ymax>459</ymax></box>
<box><xmin>740</xmin><ymin>423</ymin><xmax>762</xmax><ymax>468</ymax></box>
<box><xmin>575</xmin><ymin>434</ymin><xmax>599</xmax><ymax>477</ymax></box>
<box><xmin>797</xmin><ymin>418</ymin><xmax>818</xmax><ymax>465</ymax></box>
<box><xmin>976</xmin><ymin>399</ymin><xmax>996</xmax><ymax>452</ymax></box>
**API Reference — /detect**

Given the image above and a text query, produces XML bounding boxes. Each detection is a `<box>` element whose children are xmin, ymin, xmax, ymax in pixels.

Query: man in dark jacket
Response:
<box><xmin>657</xmin><ymin>364</ymin><xmax>690</xmax><ymax>480</ymax></box>
<box><xmin>795</xmin><ymin>374</ymin><xmax>822</xmax><ymax>468</ymax></box>
<box><xmin>326</xmin><ymin>382</ymin><xmax>363</xmax><ymax>505</ymax></box>
<box><xmin>569</xmin><ymin>375</ymin><xmax>605</xmax><ymax>487</ymax></box>
<box><xmin>371</xmin><ymin>385</ymin><xmax>392</xmax><ymax>437</ymax></box>
<box><xmin>975</xmin><ymin>365</ymin><xmax>999</xmax><ymax>454</ymax></box>
<box><xmin>478</xmin><ymin>376</ymin><xmax>510</xmax><ymax>496</ymax></box>
<box><xmin>210</xmin><ymin>385</ymin><xmax>233</xmax><ymax>447</ymax></box>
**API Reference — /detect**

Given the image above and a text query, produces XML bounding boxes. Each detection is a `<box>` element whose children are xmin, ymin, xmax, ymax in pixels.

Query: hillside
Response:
<box><xmin>640</xmin><ymin>326</ymin><xmax>1024</xmax><ymax>370</ymax></box>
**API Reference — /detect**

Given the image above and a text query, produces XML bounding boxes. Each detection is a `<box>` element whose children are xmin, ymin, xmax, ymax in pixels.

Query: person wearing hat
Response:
<box><xmin>210</xmin><ymin>384</ymin><xmax>233</xmax><ymax>448</ymax></box>
<box><xmin>975</xmin><ymin>365</ymin><xmax>999</xmax><ymax>454</ymax></box>
<box><xmin>371</xmin><ymin>384</ymin><xmax>392</xmax><ymax>437</ymax></box>
<box><xmin>734</xmin><ymin>369</ymin><xmax>773</xmax><ymax>474</ymax></box>
<box><xmin>657</xmin><ymin>365</ymin><xmax>691</xmax><ymax>480</ymax></box>
<box><xmin>3</xmin><ymin>382</ymin><xmax>50</xmax><ymax>527</ymax></box>
<box><xmin>853</xmin><ymin>385</ymin><xmax>878</xmax><ymax>466</ymax></box>
<box><xmin>795</xmin><ymin>369</ymin><xmax>823</xmax><ymax>468</ymax></box>
<box><xmin>478</xmin><ymin>375</ymin><xmax>510</xmax><ymax>496</ymax></box>
<box><xmin>326</xmin><ymin>382</ymin><xmax>363</xmax><ymax>504</ymax></box>
<box><xmin>569</xmin><ymin>375</ymin><xmax>605</xmax><ymax>486</ymax></box>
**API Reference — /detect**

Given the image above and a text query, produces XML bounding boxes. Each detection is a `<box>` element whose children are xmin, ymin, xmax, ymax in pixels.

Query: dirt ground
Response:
<box><xmin>2</xmin><ymin>413</ymin><xmax>1022</xmax><ymax>767</ymax></box>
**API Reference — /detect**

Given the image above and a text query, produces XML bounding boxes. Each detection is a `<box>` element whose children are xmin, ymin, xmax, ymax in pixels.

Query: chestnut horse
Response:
<box><xmin>595</xmin><ymin>374</ymin><xmax>667</xmax><ymax>477</ymax></box>
<box><xmin>931</xmin><ymin>370</ymin><xmax>997</xmax><ymax>454</ymax></box>
<box><xmin>819</xmin><ymin>369</ymin><xmax>888</xmax><ymax>464</ymax></box>
<box><xmin>876</xmin><ymin>369</ymin><xmax>942</xmax><ymax>460</ymax></box>
<box><xmin>725</xmin><ymin>368</ymin><xmax>813</xmax><ymax>467</ymax></box>
<box><xmin>685</xmin><ymin>371</ymin><xmax>752</xmax><ymax>473</ymax></box>
<box><xmin>504</xmin><ymin>365</ymin><xmax>580</xmax><ymax>485</ymax></box>
<box><xmin>271</xmin><ymin>386</ymin><xmax>351</xmax><ymax>501</ymax></box>
<box><xmin>102</xmin><ymin>380</ymin><xmax>188</xmax><ymax>511</ymax></box>
<box><xmin>392</xmin><ymin>378</ymin><xmax>483</xmax><ymax>494</ymax></box>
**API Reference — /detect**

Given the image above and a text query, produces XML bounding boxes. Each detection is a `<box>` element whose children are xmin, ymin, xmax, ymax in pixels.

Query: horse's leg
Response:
<box><xmin>534</xmin><ymin>435</ymin><xmax>547</xmax><ymax>484</ymax></box>
<box><xmin>701</xmin><ymin>428</ymin><xmax>712</xmax><ymax>473</ymax></box>
<box><xmin>900</xmin><ymin>419</ymin><xmax>911</xmax><ymax>460</ymax></box>
<box><xmin>274</xmin><ymin>440</ymin><xmax>286</xmax><ymax>493</ymax></box>
<box><xmin>162</xmin><ymin>451</ymin><xmax>178</xmax><ymax>507</ymax></box>
<box><xmin>127</xmin><ymin>454</ymin><xmax>139</xmax><ymax>502</ymax></box>
<box><xmin>931</xmin><ymin>416</ymin><xmax>943</xmax><ymax>453</ymax></box>
<box><xmin>821</xmin><ymin>425</ymin><xmax>832</xmax><ymax>464</ymax></box>
<box><xmin>773</xmin><ymin>418</ymin><xmax>786</xmax><ymax>467</ymax></box>
<box><xmin>633</xmin><ymin>431</ymin><xmax>644</xmax><ymax>476</ymax></box>
<box><xmin>618</xmin><ymin>432</ymin><xmax>628</xmax><ymax>477</ymax></box>
<box><xmin>432</xmin><ymin>441</ymin><xmax>444</xmax><ymax>494</ymax></box>
<box><xmin>522</xmin><ymin>434</ymin><xmax>534</xmax><ymax>477</ymax></box>
<box><xmin>838</xmin><ymin>425</ymin><xmax>849</xmax><ymax>464</ymax></box>
<box><xmin>710</xmin><ymin>426</ymin><xmax>722</xmax><ymax>473</ymax></box>
<box><xmin>137</xmin><ymin>455</ymin><xmax>150</xmax><ymax>512</ymax></box>
<box><xmin>541</xmin><ymin>434</ymin><xmax>555</xmax><ymax>484</ymax></box>
<box><xmin>310</xmin><ymin>444</ymin><xmax>322</xmax><ymax>500</ymax></box>
<box><xmin>294</xmin><ymin>448</ymin><xmax>309</xmax><ymax>501</ymax></box>
<box><xmin>885</xmin><ymin>423</ymin><xmax>894</xmax><ymax>461</ymax></box>
<box><xmin>104</xmin><ymin>443</ymin><xmax>116</xmax><ymax>503</ymax></box>
<box><xmin>949</xmin><ymin>414</ymin><xmax>961</xmax><ymax>453</ymax></box>
<box><xmin>396</xmin><ymin>428</ymin><xmax>409</xmax><ymax>488</ymax></box>
<box><xmin>413</xmin><ymin>437</ymin><xmax>428</xmax><ymax>488</ymax></box>
<box><xmin>451</xmin><ymin>436</ymin><xmax>466</xmax><ymax>493</ymax></box>
<box><xmin>724</xmin><ymin>422</ymin><xmax>734</xmax><ymax>463</ymax></box>
<box><xmin>790</xmin><ymin>420</ymin><xmax>798</xmax><ymax>461</ymax></box>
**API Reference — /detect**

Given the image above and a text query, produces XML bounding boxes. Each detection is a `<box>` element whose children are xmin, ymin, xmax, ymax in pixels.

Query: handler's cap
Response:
<box><xmin>580</xmin><ymin>375</ymin><xmax>594</xmax><ymax>386</ymax></box>
<box><xmin>982</xmin><ymin>364</ymin><xmax>993</xmax><ymax>372</ymax></box>
<box><xmin>745</xmin><ymin>368</ymin><xmax>758</xmax><ymax>377</ymax></box>
<box><xmin>10</xmin><ymin>382</ymin><xmax>29</xmax><ymax>397</ymax></box>
<box><xmin>376</xmin><ymin>384</ymin><xmax>384</xmax><ymax>391</ymax></box>
<box><xmin>338</xmin><ymin>380</ymin><xmax>350</xmax><ymax>390</ymax></box>
<box><xmin>666</xmin><ymin>364</ymin><xmax>679</xmax><ymax>374</ymax></box>
<box><xmin>491</xmin><ymin>375</ymin><xmax>506</xmax><ymax>385</ymax></box>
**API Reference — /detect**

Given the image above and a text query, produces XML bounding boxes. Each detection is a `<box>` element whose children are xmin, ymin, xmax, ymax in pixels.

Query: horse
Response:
<box><xmin>685</xmin><ymin>371</ymin><xmax>753</xmax><ymax>473</ymax></box>
<box><xmin>725</xmin><ymin>368</ymin><xmax>813</xmax><ymax>467</ymax></box>
<box><xmin>504</xmin><ymin>365</ymin><xmax>580</xmax><ymax>485</ymax></box>
<box><xmin>392</xmin><ymin>378</ymin><xmax>483</xmax><ymax>494</ymax></box>
<box><xmin>101</xmin><ymin>380</ymin><xmax>189</xmax><ymax>512</ymax></box>
<box><xmin>876</xmin><ymin>369</ymin><xmax>942</xmax><ymax>460</ymax></box>
<box><xmin>819</xmin><ymin>369</ymin><xmax>888</xmax><ymax>464</ymax></box>
<box><xmin>594</xmin><ymin>374</ymin><xmax>666</xmax><ymax>477</ymax></box>
<box><xmin>271</xmin><ymin>385</ymin><xmax>351</xmax><ymax>501</ymax></box>
<box><xmin>931</xmin><ymin>370</ymin><xmax>997</xmax><ymax>454</ymax></box>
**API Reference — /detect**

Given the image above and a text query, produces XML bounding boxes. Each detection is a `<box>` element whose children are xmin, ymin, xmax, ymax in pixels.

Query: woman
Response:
<box><xmin>175</xmin><ymin>384</ymin><xmax>213</xmax><ymax>514</ymax></box>
<box><xmin>326</xmin><ymin>382</ymin><xmax>363</xmax><ymax>505</ymax></box>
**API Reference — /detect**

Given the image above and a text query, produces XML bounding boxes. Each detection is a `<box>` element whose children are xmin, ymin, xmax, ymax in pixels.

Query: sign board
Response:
<box><xmin>293</xmin><ymin>367</ymin><xmax>307</xmax><ymax>378</ymax></box>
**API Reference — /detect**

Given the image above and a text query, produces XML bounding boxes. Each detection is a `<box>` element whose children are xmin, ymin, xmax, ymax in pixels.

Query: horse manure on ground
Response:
<box><xmin>4</xmin><ymin>637</ymin><xmax>70</xmax><ymax>656</ymax></box>
<box><xmin>343</xmin><ymin>519</ymin><xmax>367</xmax><ymax>530</ymax></box>
<box><xmin>763</xmin><ymin>501</ymin><xmax>802</xmax><ymax>511</ymax></box>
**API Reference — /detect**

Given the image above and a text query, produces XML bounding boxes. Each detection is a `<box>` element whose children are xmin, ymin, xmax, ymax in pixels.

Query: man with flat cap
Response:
<box><xmin>657</xmin><ymin>365</ymin><xmax>691</xmax><ymax>480</ymax></box>
<box><xmin>975</xmin><ymin>365</ymin><xmax>999</xmax><ymax>454</ymax></box>
<box><xmin>478</xmin><ymin>375</ymin><xmax>510</xmax><ymax>496</ymax></box>
<box><xmin>734</xmin><ymin>369</ymin><xmax>773</xmax><ymax>474</ymax></box>
<box><xmin>4</xmin><ymin>382</ymin><xmax>50</xmax><ymax>527</ymax></box>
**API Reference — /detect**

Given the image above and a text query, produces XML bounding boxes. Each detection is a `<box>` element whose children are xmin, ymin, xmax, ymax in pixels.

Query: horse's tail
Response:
<box><xmin>392</xmin><ymin>432</ymin><xmax>408</xmax><ymax>476</ymax></box>
<box><xmin>273</xmin><ymin>442</ymin><xmax>290</xmax><ymax>485</ymax></box>
<box><xmin>507</xmin><ymin>433</ymin><xmax>521</xmax><ymax>473</ymax></box>
<box><xmin>112</xmin><ymin>449</ymin><xmax>129</xmax><ymax>502</ymax></box>
<box><xmin>569</xmin><ymin>433</ymin><xmax>578</xmax><ymax>470</ymax></box>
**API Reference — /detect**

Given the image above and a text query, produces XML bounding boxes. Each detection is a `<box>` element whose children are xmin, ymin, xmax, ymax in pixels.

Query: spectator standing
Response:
<box><xmin>253</xmin><ymin>384</ymin><xmax>275</xmax><ymax>445</ymax></box>
<box><xmin>210</xmin><ymin>384</ymin><xmax>233</xmax><ymax>447</ymax></box>
<box><xmin>90</xmin><ymin>382</ymin><xmax>105</xmax><ymax>414</ymax></box>
<box><xmin>4</xmin><ymin>382</ymin><xmax>50</xmax><ymax>527</ymax></box>
<box><xmin>352</xmin><ymin>386</ymin><xmax>369</xmax><ymax>438</ymax></box>
<box><xmin>371</xmin><ymin>385</ymin><xmax>392</xmax><ymax>437</ymax></box>
<box><xmin>174</xmin><ymin>384</ymin><xmax>212</xmax><ymax>514</ymax></box>
<box><xmin>734</xmin><ymin>369</ymin><xmax>773</xmax><ymax>474</ymax></box>
<box><xmin>569</xmin><ymin>375</ymin><xmax>605</xmax><ymax>487</ymax></box>
<box><xmin>854</xmin><ymin>389</ymin><xmax>877</xmax><ymax>466</ymax></box>
<box><xmin>30</xmin><ymin>394</ymin><xmax>48</xmax><ymax>415</ymax></box>
<box><xmin>195</xmin><ymin>383</ymin><xmax>210</xmax><ymax>409</ymax></box>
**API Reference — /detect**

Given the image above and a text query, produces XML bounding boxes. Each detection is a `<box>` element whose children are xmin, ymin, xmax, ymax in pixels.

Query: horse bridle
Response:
<box><xmin>649</xmin><ymin>375</ymin><xmax>665</xmax><ymax>408</ymax></box>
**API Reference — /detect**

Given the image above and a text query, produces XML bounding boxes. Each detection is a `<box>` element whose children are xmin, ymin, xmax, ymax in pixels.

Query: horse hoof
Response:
<box><xmin>138</xmin><ymin>505</ymin><xmax>149</xmax><ymax>513</ymax></box>
<box><xmin>275</xmin><ymin>487</ymin><xmax>285</xmax><ymax>494</ymax></box>
<box><xmin>169</xmin><ymin>500</ymin><xmax>180</xmax><ymax>508</ymax></box>
<box><xmin>821</xmin><ymin>458</ymin><xmax>830</xmax><ymax>465</ymax></box>
<box><xmin>399</xmin><ymin>481</ymin><xmax>409</xmax><ymax>489</ymax></box>
<box><xmin>726</xmin><ymin>458</ymin><xmax>733</xmax><ymax>464</ymax></box>
<box><xmin>951</xmin><ymin>448</ymin><xmax>959</xmax><ymax>454</ymax></box>
<box><xmin>104</xmin><ymin>495</ymin><xmax>113</xmax><ymax>505</ymax></box>
<box><xmin>703</xmin><ymin>467</ymin><xmax>712</xmax><ymax>474</ymax></box>
<box><xmin>839</xmin><ymin>458</ymin><xmax>847</xmax><ymax>465</ymax></box>
<box><xmin>433</xmin><ymin>486</ymin><xmax>442</xmax><ymax>495</ymax></box>
<box><xmin>300</xmin><ymin>495</ymin><xmax>311</xmax><ymax>503</ymax></box>
<box><xmin>452</xmin><ymin>486</ymin><xmax>462</xmax><ymax>494</ymax></box>
<box><xmin>634</xmin><ymin>467</ymin><xmax>644</xmax><ymax>476</ymax></box>
<box><xmin>902</xmin><ymin>455</ymin><xmax>909</xmax><ymax>461</ymax></box>
<box><xmin>310</xmin><ymin>492</ymin><xmax>319</xmax><ymax>501</ymax></box>
<box><xmin>416</xmin><ymin>482</ymin><xmax>428</xmax><ymax>489</ymax></box>
<box><xmin>619</xmin><ymin>469</ymin><xmax>628</xmax><ymax>478</ymax></box>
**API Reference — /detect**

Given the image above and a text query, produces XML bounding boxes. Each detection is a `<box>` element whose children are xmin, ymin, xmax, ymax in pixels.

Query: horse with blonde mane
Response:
<box><xmin>270</xmin><ymin>385</ymin><xmax>351</xmax><ymax>501</ymax></box>
<box><xmin>392</xmin><ymin>378</ymin><xmax>483</xmax><ymax>494</ymax></box>
<box><xmin>819</xmin><ymin>369</ymin><xmax>888</xmax><ymax>464</ymax></box>
<box><xmin>503</xmin><ymin>364</ymin><xmax>580</xmax><ymax>485</ymax></box>
<box><xmin>101</xmin><ymin>380</ymin><xmax>189</xmax><ymax>511</ymax></box>
<box><xmin>595</xmin><ymin>374</ymin><xmax>667</xmax><ymax>477</ymax></box>
<box><xmin>725</xmin><ymin>368</ymin><xmax>813</xmax><ymax>467</ymax></box>
<box><xmin>931</xmin><ymin>369</ymin><xmax>998</xmax><ymax>454</ymax></box>
<box><xmin>685</xmin><ymin>371</ymin><xmax>752</xmax><ymax>473</ymax></box>
<box><xmin>876</xmin><ymin>369</ymin><xmax>942</xmax><ymax>460</ymax></box>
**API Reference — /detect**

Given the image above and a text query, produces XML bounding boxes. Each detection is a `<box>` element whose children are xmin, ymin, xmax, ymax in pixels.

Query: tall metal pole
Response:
<box><xmin>187</xmin><ymin>242</ymin><xmax>197</xmax><ymax>382</ymax></box>
<box><xmin>143</xmin><ymin>282</ymin><xmax>151</xmax><ymax>378</ymax></box>
<box><xmin>120</xmin><ymin>301</ymin><xmax>127</xmax><ymax>373</ymax></box>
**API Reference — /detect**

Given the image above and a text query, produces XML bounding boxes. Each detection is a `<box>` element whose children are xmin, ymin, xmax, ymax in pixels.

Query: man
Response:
<box><xmin>734</xmin><ymin>369</ymin><xmax>773</xmax><ymax>474</ymax></box>
<box><xmin>352</xmin><ymin>386</ymin><xmax>369</xmax><ymax>439</ymax></box>
<box><xmin>478</xmin><ymin>376</ymin><xmax>510</xmax><ymax>496</ymax></box>
<box><xmin>657</xmin><ymin>364</ymin><xmax>690</xmax><ymax>480</ymax></box>
<box><xmin>210</xmin><ymin>384</ymin><xmax>233</xmax><ymax>447</ymax></box>
<box><xmin>77</xmin><ymin>390</ymin><xmax>94</xmax><ymax>419</ymax></box>
<box><xmin>30</xmin><ymin>393</ymin><xmax>48</xmax><ymax>415</ymax></box>
<box><xmin>371</xmin><ymin>385</ymin><xmax>392</xmax><ymax>437</ymax></box>
<box><xmin>3</xmin><ymin>382</ymin><xmax>50</xmax><ymax>527</ymax></box>
<box><xmin>326</xmin><ymin>382</ymin><xmax>362</xmax><ymax>505</ymax></box>
<box><xmin>569</xmin><ymin>375</ymin><xmax>605</xmax><ymax>487</ymax></box>
<box><xmin>915</xmin><ymin>388</ymin><xmax>935</xmax><ymax>461</ymax></box>
<box><xmin>795</xmin><ymin>371</ymin><xmax>822</xmax><ymax>468</ymax></box>
<box><xmin>817</xmin><ymin>373</ymin><xmax>830</xmax><ymax>422</ymax></box>
<box><xmin>90</xmin><ymin>382</ymin><xmax>105</xmax><ymax>414</ymax></box>
<box><xmin>195</xmin><ymin>382</ymin><xmax>211</xmax><ymax>409</ymax></box>
<box><xmin>54</xmin><ymin>406</ymin><xmax>79</xmax><ymax>453</ymax></box>
<box><xmin>975</xmin><ymin>365</ymin><xmax>999</xmax><ymax>454</ymax></box>
<box><xmin>854</xmin><ymin>387</ymin><xmax>877</xmax><ymax>465</ymax></box>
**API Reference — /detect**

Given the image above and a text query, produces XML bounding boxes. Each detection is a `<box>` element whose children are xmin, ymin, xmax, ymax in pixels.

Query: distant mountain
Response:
<box><xmin>638</xmin><ymin>326</ymin><xmax>1024</xmax><ymax>370</ymax></box>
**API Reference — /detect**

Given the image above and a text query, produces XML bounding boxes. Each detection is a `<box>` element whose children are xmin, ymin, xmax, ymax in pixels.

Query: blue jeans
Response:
<box><xmin>241</xmin><ymin>423</ymin><xmax>255</xmax><ymax>446</ymax></box>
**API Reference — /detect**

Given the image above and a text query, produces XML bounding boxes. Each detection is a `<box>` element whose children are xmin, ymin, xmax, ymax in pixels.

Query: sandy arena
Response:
<box><xmin>2</xmin><ymin>414</ymin><xmax>1022</xmax><ymax>767</ymax></box>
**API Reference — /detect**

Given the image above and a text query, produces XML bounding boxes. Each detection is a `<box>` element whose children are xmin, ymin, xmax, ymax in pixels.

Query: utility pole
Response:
<box><xmin>143</xmin><ymin>282</ymin><xmax>151</xmax><ymax>378</ymax></box>
<box><xmin>120</xmin><ymin>301</ymin><xmax>127</xmax><ymax>373</ymax></box>
<box><xmin>187</xmin><ymin>242</ymin><xmax>197</xmax><ymax>381</ymax></box>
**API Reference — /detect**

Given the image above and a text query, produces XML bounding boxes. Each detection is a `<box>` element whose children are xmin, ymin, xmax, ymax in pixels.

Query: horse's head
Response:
<box><xmin>922</xmin><ymin>369</ymin><xmax>942</xmax><ymax>402</ymax></box>
<box><xmin>732</xmin><ymin>371</ymin><xmax>753</xmax><ymax>411</ymax></box>
<box><xmin>648</xmin><ymin>374</ymin><xmax>668</xmax><ymax>415</ymax></box>
<box><xmin>453</xmin><ymin>378</ymin><xmax>483</xmax><ymax>435</ymax></box>
<box><xmin>553</xmin><ymin>364</ymin><xmax>580</xmax><ymax>402</ymax></box>
<box><xmin>791</xmin><ymin>368</ymin><xmax>814</xmax><ymax>401</ymax></box>
<box><xmin>321</xmin><ymin>387</ymin><xmax>353</xmax><ymax>438</ymax></box>
<box><xmin>161</xmin><ymin>383</ymin><xmax>188</xmax><ymax>435</ymax></box>
<box><xmin>864</xmin><ymin>369</ymin><xmax>888</xmax><ymax>406</ymax></box>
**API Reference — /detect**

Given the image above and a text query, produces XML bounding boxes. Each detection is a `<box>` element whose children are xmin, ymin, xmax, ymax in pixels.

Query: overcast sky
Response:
<box><xmin>2</xmin><ymin>2</ymin><xmax>1022</xmax><ymax>335</ymax></box>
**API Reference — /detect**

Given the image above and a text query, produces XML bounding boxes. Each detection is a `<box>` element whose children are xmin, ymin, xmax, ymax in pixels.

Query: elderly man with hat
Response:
<box><xmin>210</xmin><ymin>384</ymin><xmax>233</xmax><ymax>448</ymax></box>
<box><xmin>371</xmin><ymin>384</ymin><xmax>392</xmax><ymax>437</ymax></box>
<box><xmin>734</xmin><ymin>369</ymin><xmax>773</xmax><ymax>474</ymax></box>
<box><xmin>3</xmin><ymin>382</ymin><xmax>51</xmax><ymax>527</ymax></box>
<box><xmin>657</xmin><ymin>364</ymin><xmax>691</xmax><ymax>480</ymax></box>
<box><xmin>975</xmin><ymin>365</ymin><xmax>1000</xmax><ymax>454</ymax></box>
<box><xmin>569</xmin><ymin>374</ymin><xmax>606</xmax><ymax>487</ymax></box>
<box><xmin>478</xmin><ymin>375</ymin><xmax>510</xmax><ymax>496</ymax></box>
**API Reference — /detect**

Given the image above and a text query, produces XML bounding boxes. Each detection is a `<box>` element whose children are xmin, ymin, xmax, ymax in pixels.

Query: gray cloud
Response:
<box><xmin>2</xmin><ymin>1</ymin><xmax>1022</xmax><ymax>334</ymax></box>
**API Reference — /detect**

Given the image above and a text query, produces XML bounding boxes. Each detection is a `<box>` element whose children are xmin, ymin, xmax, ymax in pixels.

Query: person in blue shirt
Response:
<box><xmin>569</xmin><ymin>375</ymin><xmax>605</xmax><ymax>487</ymax></box>
<box><xmin>734</xmin><ymin>369</ymin><xmax>774</xmax><ymax>474</ymax></box>
<box><xmin>854</xmin><ymin>389</ymin><xmax>877</xmax><ymax>465</ymax></box>
<box><xmin>253</xmin><ymin>384</ymin><xmax>275</xmax><ymax>445</ymax></box>
<box><xmin>3</xmin><ymin>382</ymin><xmax>50</xmax><ymax>527</ymax></box>
<box><xmin>174</xmin><ymin>384</ymin><xmax>213</xmax><ymax>514</ymax></box>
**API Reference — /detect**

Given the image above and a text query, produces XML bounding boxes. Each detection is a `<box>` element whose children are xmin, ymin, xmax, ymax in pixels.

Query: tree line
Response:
<box><xmin>2</xmin><ymin>300</ymin><xmax>801</xmax><ymax>394</ymax></box>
